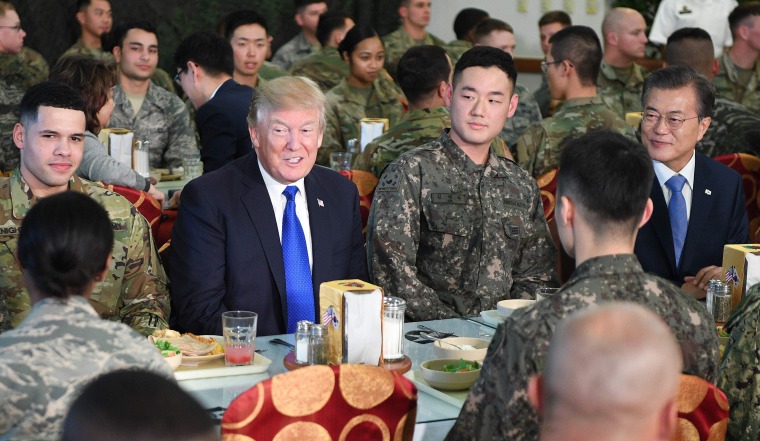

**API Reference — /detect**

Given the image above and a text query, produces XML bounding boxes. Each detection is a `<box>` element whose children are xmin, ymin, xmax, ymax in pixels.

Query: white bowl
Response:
<box><xmin>496</xmin><ymin>299</ymin><xmax>535</xmax><ymax>318</ymax></box>
<box><xmin>432</xmin><ymin>337</ymin><xmax>489</xmax><ymax>361</ymax></box>
<box><xmin>420</xmin><ymin>358</ymin><xmax>481</xmax><ymax>391</ymax></box>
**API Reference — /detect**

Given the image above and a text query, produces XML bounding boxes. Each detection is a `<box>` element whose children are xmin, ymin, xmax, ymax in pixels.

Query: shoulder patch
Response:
<box><xmin>377</xmin><ymin>165</ymin><xmax>401</xmax><ymax>192</ymax></box>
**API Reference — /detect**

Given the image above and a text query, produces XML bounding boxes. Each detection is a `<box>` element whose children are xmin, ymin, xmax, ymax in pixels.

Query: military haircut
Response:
<box><xmin>110</xmin><ymin>21</ymin><xmax>157</xmax><ymax>49</ymax></box>
<box><xmin>729</xmin><ymin>2</ymin><xmax>760</xmax><ymax>38</ymax></box>
<box><xmin>221</xmin><ymin>9</ymin><xmax>269</xmax><ymax>41</ymax></box>
<box><xmin>538</xmin><ymin>10</ymin><xmax>571</xmax><ymax>27</ymax></box>
<box><xmin>76</xmin><ymin>0</ymin><xmax>108</xmax><ymax>12</ymax></box>
<box><xmin>557</xmin><ymin>130</ymin><xmax>653</xmax><ymax>235</ymax></box>
<box><xmin>397</xmin><ymin>45</ymin><xmax>450</xmax><ymax>104</ymax></box>
<box><xmin>62</xmin><ymin>370</ymin><xmax>216</xmax><ymax>441</ymax></box>
<box><xmin>453</xmin><ymin>45</ymin><xmax>516</xmax><ymax>90</ymax></box>
<box><xmin>665</xmin><ymin>27</ymin><xmax>714</xmax><ymax>77</ymax></box>
<box><xmin>473</xmin><ymin>18</ymin><xmax>514</xmax><ymax>44</ymax></box>
<box><xmin>316</xmin><ymin>10</ymin><xmax>351</xmax><ymax>47</ymax></box>
<box><xmin>642</xmin><ymin>65</ymin><xmax>715</xmax><ymax>118</ymax></box>
<box><xmin>0</xmin><ymin>1</ymin><xmax>15</xmax><ymax>15</ymax></box>
<box><xmin>50</xmin><ymin>55</ymin><xmax>117</xmax><ymax>134</ymax></box>
<box><xmin>295</xmin><ymin>0</ymin><xmax>326</xmax><ymax>14</ymax></box>
<box><xmin>175</xmin><ymin>31</ymin><xmax>233</xmax><ymax>78</ymax></box>
<box><xmin>19</xmin><ymin>81</ymin><xmax>86</xmax><ymax>128</ymax></box>
<box><xmin>18</xmin><ymin>192</ymin><xmax>113</xmax><ymax>300</ymax></box>
<box><xmin>248</xmin><ymin>75</ymin><xmax>326</xmax><ymax>131</ymax></box>
<box><xmin>549</xmin><ymin>25</ymin><xmax>602</xmax><ymax>87</ymax></box>
<box><xmin>338</xmin><ymin>25</ymin><xmax>379</xmax><ymax>57</ymax></box>
<box><xmin>453</xmin><ymin>8</ymin><xmax>489</xmax><ymax>40</ymax></box>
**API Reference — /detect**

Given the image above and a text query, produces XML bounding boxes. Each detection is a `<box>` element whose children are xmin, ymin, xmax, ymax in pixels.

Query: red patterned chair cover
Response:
<box><xmin>221</xmin><ymin>364</ymin><xmax>417</xmax><ymax>441</ymax></box>
<box><xmin>671</xmin><ymin>374</ymin><xmax>729</xmax><ymax>441</ymax></box>
<box><xmin>104</xmin><ymin>184</ymin><xmax>161</xmax><ymax>238</ymax></box>
<box><xmin>537</xmin><ymin>168</ymin><xmax>558</xmax><ymax>222</ymax></box>
<box><xmin>712</xmin><ymin>153</ymin><xmax>760</xmax><ymax>242</ymax></box>
<box><xmin>340</xmin><ymin>170</ymin><xmax>378</xmax><ymax>236</ymax></box>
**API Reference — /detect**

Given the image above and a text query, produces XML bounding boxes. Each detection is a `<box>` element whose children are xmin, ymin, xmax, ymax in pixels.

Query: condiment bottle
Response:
<box><xmin>709</xmin><ymin>280</ymin><xmax>731</xmax><ymax>326</ymax></box>
<box><xmin>383</xmin><ymin>296</ymin><xmax>406</xmax><ymax>361</ymax></box>
<box><xmin>295</xmin><ymin>321</ymin><xmax>312</xmax><ymax>365</ymax></box>
<box><xmin>309</xmin><ymin>324</ymin><xmax>328</xmax><ymax>365</ymax></box>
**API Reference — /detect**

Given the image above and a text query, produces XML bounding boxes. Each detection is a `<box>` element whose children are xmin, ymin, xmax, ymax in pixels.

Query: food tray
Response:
<box><xmin>403</xmin><ymin>369</ymin><xmax>470</xmax><ymax>408</ymax></box>
<box><xmin>175</xmin><ymin>352</ymin><xmax>271</xmax><ymax>381</ymax></box>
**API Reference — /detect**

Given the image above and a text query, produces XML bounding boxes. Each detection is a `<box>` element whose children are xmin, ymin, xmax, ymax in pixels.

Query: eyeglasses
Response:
<box><xmin>540</xmin><ymin>59</ymin><xmax>564</xmax><ymax>74</ymax></box>
<box><xmin>173</xmin><ymin>70</ymin><xmax>183</xmax><ymax>86</ymax></box>
<box><xmin>0</xmin><ymin>24</ymin><xmax>22</xmax><ymax>32</ymax></box>
<box><xmin>640</xmin><ymin>112</ymin><xmax>701</xmax><ymax>130</ymax></box>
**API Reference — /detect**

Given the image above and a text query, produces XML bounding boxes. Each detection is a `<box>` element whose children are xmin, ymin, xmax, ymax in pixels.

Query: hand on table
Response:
<box><xmin>147</xmin><ymin>184</ymin><xmax>165</xmax><ymax>206</ymax></box>
<box><xmin>682</xmin><ymin>265</ymin><xmax>722</xmax><ymax>300</ymax></box>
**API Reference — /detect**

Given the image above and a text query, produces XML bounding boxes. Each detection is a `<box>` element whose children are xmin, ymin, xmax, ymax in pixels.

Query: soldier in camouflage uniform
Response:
<box><xmin>272</xmin><ymin>0</ymin><xmax>327</xmax><ymax>70</ymax></box>
<box><xmin>664</xmin><ymin>27</ymin><xmax>760</xmax><ymax>158</ymax></box>
<box><xmin>382</xmin><ymin>0</ymin><xmax>446</xmax><ymax>79</ymax></box>
<box><xmin>107</xmin><ymin>22</ymin><xmax>197</xmax><ymax>168</ymax></box>
<box><xmin>596</xmin><ymin>8</ymin><xmax>650</xmax><ymax>119</ymax></box>
<box><xmin>713</xmin><ymin>4</ymin><xmax>760</xmax><ymax>115</ymax></box>
<box><xmin>534</xmin><ymin>11</ymin><xmax>572</xmax><ymax>118</ymax></box>
<box><xmin>0</xmin><ymin>191</ymin><xmax>172</xmax><ymax>439</ymax></box>
<box><xmin>0</xmin><ymin>82</ymin><xmax>170</xmax><ymax>336</ymax></box>
<box><xmin>60</xmin><ymin>0</ymin><xmax>112</xmax><ymax>61</ymax></box>
<box><xmin>444</xmin><ymin>8</ymin><xmax>488</xmax><ymax>66</ymax></box>
<box><xmin>718</xmin><ymin>283</ymin><xmax>760</xmax><ymax>441</ymax></box>
<box><xmin>517</xmin><ymin>26</ymin><xmax>634</xmax><ymax>178</ymax></box>
<box><xmin>0</xmin><ymin>82</ymin><xmax>23</xmax><ymax>173</ymax></box>
<box><xmin>447</xmin><ymin>131</ymin><xmax>720</xmax><ymax>441</ymax></box>
<box><xmin>321</xmin><ymin>26</ymin><xmax>406</xmax><ymax>166</ymax></box>
<box><xmin>289</xmin><ymin>10</ymin><xmax>354</xmax><ymax>92</ymax></box>
<box><xmin>367</xmin><ymin>47</ymin><xmax>558</xmax><ymax>321</ymax></box>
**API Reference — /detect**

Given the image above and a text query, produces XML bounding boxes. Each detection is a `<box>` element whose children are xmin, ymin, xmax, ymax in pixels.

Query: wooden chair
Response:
<box><xmin>712</xmin><ymin>153</ymin><xmax>760</xmax><ymax>242</ymax></box>
<box><xmin>671</xmin><ymin>374</ymin><xmax>729</xmax><ymax>441</ymax></box>
<box><xmin>221</xmin><ymin>364</ymin><xmax>417</xmax><ymax>441</ymax></box>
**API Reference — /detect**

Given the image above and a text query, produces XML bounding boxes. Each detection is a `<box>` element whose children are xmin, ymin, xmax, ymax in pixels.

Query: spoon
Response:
<box><xmin>419</xmin><ymin>332</ymin><xmax>464</xmax><ymax>349</ymax></box>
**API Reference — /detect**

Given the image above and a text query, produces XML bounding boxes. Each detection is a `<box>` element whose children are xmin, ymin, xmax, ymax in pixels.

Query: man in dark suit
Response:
<box><xmin>634</xmin><ymin>65</ymin><xmax>749</xmax><ymax>299</ymax></box>
<box><xmin>168</xmin><ymin>76</ymin><xmax>368</xmax><ymax>336</ymax></box>
<box><xmin>174</xmin><ymin>31</ymin><xmax>253</xmax><ymax>173</ymax></box>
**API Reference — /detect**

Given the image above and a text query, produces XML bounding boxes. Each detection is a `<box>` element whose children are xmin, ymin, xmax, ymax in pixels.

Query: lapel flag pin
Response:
<box><xmin>705</xmin><ymin>189</ymin><xmax>711</xmax><ymax>195</ymax></box>
<box><xmin>318</xmin><ymin>199</ymin><xmax>324</xmax><ymax>207</ymax></box>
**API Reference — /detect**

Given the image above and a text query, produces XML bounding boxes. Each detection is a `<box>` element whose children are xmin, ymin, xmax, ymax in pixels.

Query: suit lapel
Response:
<box><xmin>680</xmin><ymin>156</ymin><xmax>713</xmax><ymax>274</ymax></box>
<box><xmin>305</xmin><ymin>171</ymin><xmax>332</xmax><ymax>301</ymax></box>
<box><xmin>240</xmin><ymin>155</ymin><xmax>288</xmax><ymax>312</ymax></box>
<box><xmin>650</xmin><ymin>176</ymin><xmax>678</xmax><ymax>275</ymax></box>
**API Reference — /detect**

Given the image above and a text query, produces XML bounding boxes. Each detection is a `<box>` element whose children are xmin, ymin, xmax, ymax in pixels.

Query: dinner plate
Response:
<box><xmin>479</xmin><ymin>310</ymin><xmax>505</xmax><ymax>326</ymax></box>
<box><xmin>153</xmin><ymin>334</ymin><xmax>225</xmax><ymax>363</ymax></box>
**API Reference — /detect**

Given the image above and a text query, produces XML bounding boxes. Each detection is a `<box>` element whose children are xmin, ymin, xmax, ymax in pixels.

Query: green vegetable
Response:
<box><xmin>442</xmin><ymin>359</ymin><xmax>480</xmax><ymax>373</ymax></box>
<box><xmin>154</xmin><ymin>339</ymin><xmax>180</xmax><ymax>356</ymax></box>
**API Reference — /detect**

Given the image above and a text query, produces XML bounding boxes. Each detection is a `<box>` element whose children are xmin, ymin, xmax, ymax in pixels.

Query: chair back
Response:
<box><xmin>712</xmin><ymin>153</ymin><xmax>760</xmax><ymax>241</ymax></box>
<box><xmin>342</xmin><ymin>170</ymin><xmax>379</xmax><ymax>236</ymax></box>
<box><xmin>537</xmin><ymin>168</ymin><xmax>559</xmax><ymax>222</ymax></box>
<box><xmin>221</xmin><ymin>364</ymin><xmax>417</xmax><ymax>441</ymax></box>
<box><xmin>671</xmin><ymin>374</ymin><xmax>729</xmax><ymax>441</ymax></box>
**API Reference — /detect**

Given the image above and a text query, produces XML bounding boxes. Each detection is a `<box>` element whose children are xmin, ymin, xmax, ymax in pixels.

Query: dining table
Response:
<box><xmin>178</xmin><ymin>316</ymin><xmax>499</xmax><ymax>441</ymax></box>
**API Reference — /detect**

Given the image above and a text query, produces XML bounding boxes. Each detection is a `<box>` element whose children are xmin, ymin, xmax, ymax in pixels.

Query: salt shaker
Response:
<box><xmin>309</xmin><ymin>324</ymin><xmax>328</xmax><ymax>365</ymax></box>
<box><xmin>133</xmin><ymin>140</ymin><xmax>150</xmax><ymax>178</ymax></box>
<box><xmin>709</xmin><ymin>280</ymin><xmax>731</xmax><ymax>325</ymax></box>
<box><xmin>295</xmin><ymin>321</ymin><xmax>312</xmax><ymax>365</ymax></box>
<box><xmin>383</xmin><ymin>296</ymin><xmax>406</xmax><ymax>361</ymax></box>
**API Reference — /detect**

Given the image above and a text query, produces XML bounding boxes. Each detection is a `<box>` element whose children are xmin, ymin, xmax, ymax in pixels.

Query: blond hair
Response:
<box><xmin>247</xmin><ymin>76</ymin><xmax>326</xmax><ymax>130</ymax></box>
<box><xmin>0</xmin><ymin>1</ymin><xmax>16</xmax><ymax>16</ymax></box>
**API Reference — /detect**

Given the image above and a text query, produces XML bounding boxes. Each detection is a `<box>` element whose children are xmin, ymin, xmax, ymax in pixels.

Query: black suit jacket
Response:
<box><xmin>168</xmin><ymin>152</ymin><xmax>368</xmax><ymax>336</ymax></box>
<box><xmin>195</xmin><ymin>79</ymin><xmax>253</xmax><ymax>173</ymax></box>
<box><xmin>634</xmin><ymin>154</ymin><xmax>749</xmax><ymax>284</ymax></box>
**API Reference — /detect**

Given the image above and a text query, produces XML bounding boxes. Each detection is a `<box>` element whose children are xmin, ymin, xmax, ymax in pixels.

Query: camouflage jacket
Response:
<box><xmin>0</xmin><ymin>171</ymin><xmax>170</xmax><ymax>336</ymax></box>
<box><xmin>597</xmin><ymin>60</ymin><xmax>649</xmax><ymax>119</ymax></box>
<box><xmin>272</xmin><ymin>32</ymin><xmax>318</xmax><ymax>70</ymax></box>
<box><xmin>718</xmin><ymin>283</ymin><xmax>760</xmax><ymax>441</ymax></box>
<box><xmin>109</xmin><ymin>82</ymin><xmax>199</xmax><ymax>168</ymax></box>
<box><xmin>321</xmin><ymin>77</ymin><xmax>406</xmax><ymax>166</ymax></box>
<box><xmin>447</xmin><ymin>254</ymin><xmax>720</xmax><ymax>441</ymax></box>
<box><xmin>260</xmin><ymin>61</ymin><xmax>288</xmax><ymax>81</ymax></box>
<box><xmin>444</xmin><ymin>39</ymin><xmax>471</xmax><ymax>66</ymax></box>
<box><xmin>354</xmin><ymin>106</ymin><xmax>450</xmax><ymax>177</ymax></box>
<box><xmin>382</xmin><ymin>27</ymin><xmax>445</xmax><ymax>79</ymax></box>
<box><xmin>289</xmin><ymin>46</ymin><xmax>348</xmax><ymax>92</ymax></box>
<box><xmin>367</xmin><ymin>130</ymin><xmax>558</xmax><ymax>321</ymax></box>
<box><xmin>0</xmin><ymin>47</ymin><xmax>49</xmax><ymax>91</ymax></box>
<box><xmin>0</xmin><ymin>296</ymin><xmax>173</xmax><ymax>439</ymax></box>
<box><xmin>698</xmin><ymin>98</ymin><xmax>760</xmax><ymax>158</ymax></box>
<box><xmin>532</xmin><ymin>73</ymin><xmax>552</xmax><ymax>118</ymax></box>
<box><xmin>0</xmin><ymin>82</ymin><xmax>23</xmax><ymax>173</ymax></box>
<box><xmin>516</xmin><ymin>95</ymin><xmax>635</xmax><ymax>178</ymax></box>
<box><xmin>714</xmin><ymin>53</ymin><xmax>760</xmax><ymax>115</ymax></box>
<box><xmin>499</xmin><ymin>82</ymin><xmax>542</xmax><ymax>156</ymax></box>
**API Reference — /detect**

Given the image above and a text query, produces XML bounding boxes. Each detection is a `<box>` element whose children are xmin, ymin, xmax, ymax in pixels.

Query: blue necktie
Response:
<box><xmin>666</xmin><ymin>175</ymin><xmax>688</xmax><ymax>267</ymax></box>
<box><xmin>281</xmin><ymin>186</ymin><xmax>314</xmax><ymax>333</ymax></box>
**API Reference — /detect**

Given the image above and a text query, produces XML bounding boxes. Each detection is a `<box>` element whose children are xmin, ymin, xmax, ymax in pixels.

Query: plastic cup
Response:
<box><xmin>536</xmin><ymin>287</ymin><xmax>560</xmax><ymax>302</ymax></box>
<box><xmin>222</xmin><ymin>311</ymin><xmax>257</xmax><ymax>366</ymax></box>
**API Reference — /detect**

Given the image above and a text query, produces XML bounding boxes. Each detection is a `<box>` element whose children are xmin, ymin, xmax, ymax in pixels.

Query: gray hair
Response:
<box><xmin>247</xmin><ymin>76</ymin><xmax>327</xmax><ymax>131</ymax></box>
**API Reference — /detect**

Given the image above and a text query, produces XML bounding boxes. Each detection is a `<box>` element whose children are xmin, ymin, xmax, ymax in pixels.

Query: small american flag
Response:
<box><xmin>725</xmin><ymin>265</ymin><xmax>740</xmax><ymax>287</ymax></box>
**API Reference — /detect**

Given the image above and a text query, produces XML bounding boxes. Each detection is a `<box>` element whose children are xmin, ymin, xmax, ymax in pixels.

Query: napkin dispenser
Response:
<box><xmin>722</xmin><ymin>244</ymin><xmax>760</xmax><ymax>309</ymax></box>
<box><xmin>359</xmin><ymin>118</ymin><xmax>389</xmax><ymax>152</ymax></box>
<box><xmin>319</xmin><ymin>279</ymin><xmax>383</xmax><ymax>365</ymax></box>
<box><xmin>98</xmin><ymin>128</ymin><xmax>148</xmax><ymax>175</ymax></box>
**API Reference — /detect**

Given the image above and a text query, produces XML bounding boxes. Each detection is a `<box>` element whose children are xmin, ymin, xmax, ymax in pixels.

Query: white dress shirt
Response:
<box><xmin>653</xmin><ymin>150</ymin><xmax>696</xmax><ymax>220</ymax></box>
<box><xmin>258</xmin><ymin>160</ymin><xmax>313</xmax><ymax>269</ymax></box>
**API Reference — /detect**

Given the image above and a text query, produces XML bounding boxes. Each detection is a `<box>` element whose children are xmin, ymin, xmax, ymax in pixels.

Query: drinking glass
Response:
<box><xmin>330</xmin><ymin>152</ymin><xmax>352</xmax><ymax>172</ymax></box>
<box><xmin>535</xmin><ymin>287</ymin><xmax>560</xmax><ymax>302</ymax></box>
<box><xmin>222</xmin><ymin>311</ymin><xmax>257</xmax><ymax>367</ymax></box>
